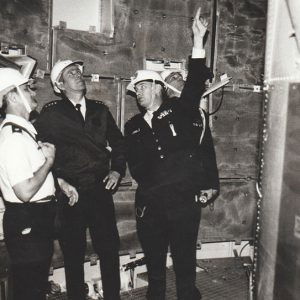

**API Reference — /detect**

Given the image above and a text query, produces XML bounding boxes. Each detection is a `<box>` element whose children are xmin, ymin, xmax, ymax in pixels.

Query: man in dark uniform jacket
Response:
<box><xmin>125</xmin><ymin>8</ymin><xmax>219</xmax><ymax>300</ymax></box>
<box><xmin>35</xmin><ymin>60</ymin><xmax>126</xmax><ymax>300</ymax></box>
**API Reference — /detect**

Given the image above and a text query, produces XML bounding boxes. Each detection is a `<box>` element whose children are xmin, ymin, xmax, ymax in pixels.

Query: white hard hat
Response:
<box><xmin>51</xmin><ymin>60</ymin><xmax>83</xmax><ymax>93</ymax></box>
<box><xmin>160</xmin><ymin>69</ymin><xmax>187</xmax><ymax>82</ymax></box>
<box><xmin>127</xmin><ymin>70</ymin><xmax>166</xmax><ymax>93</ymax></box>
<box><xmin>0</xmin><ymin>68</ymin><xmax>28</xmax><ymax>94</ymax></box>
<box><xmin>0</xmin><ymin>68</ymin><xmax>28</xmax><ymax>107</ymax></box>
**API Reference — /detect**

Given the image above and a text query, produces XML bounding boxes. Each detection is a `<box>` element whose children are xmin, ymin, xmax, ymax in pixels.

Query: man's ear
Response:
<box><xmin>6</xmin><ymin>90</ymin><xmax>18</xmax><ymax>104</ymax></box>
<box><xmin>155</xmin><ymin>84</ymin><xmax>164</xmax><ymax>97</ymax></box>
<box><xmin>155</xmin><ymin>84</ymin><xmax>163</xmax><ymax>93</ymax></box>
<box><xmin>55</xmin><ymin>81</ymin><xmax>65</xmax><ymax>91</ymax></box>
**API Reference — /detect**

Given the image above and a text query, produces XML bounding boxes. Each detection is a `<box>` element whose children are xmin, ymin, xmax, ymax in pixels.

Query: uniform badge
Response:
<box><xmin>21</xmin><ymin>228</ymin><xmax>32</xmax><ymax>235</ymax></box>
<box><xmin>157</xmin><ymin>109</ymin><xmax>172</xmax><ymax>119</ymax></box>
<box><xmin>131</xmin><ymin>128</ymin><xmax>141</xmax><ymax>135</ymax></box>
<box><xmin>192</xmin><ymin>121</ymin><xmax>203</xmax><ymax>128</ymax></box>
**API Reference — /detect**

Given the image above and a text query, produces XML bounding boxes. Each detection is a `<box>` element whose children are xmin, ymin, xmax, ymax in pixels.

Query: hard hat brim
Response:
<box><xmin>127</xmin><ymin>78</ymin><xmax>166</xmax><ymax>94</ymax></box>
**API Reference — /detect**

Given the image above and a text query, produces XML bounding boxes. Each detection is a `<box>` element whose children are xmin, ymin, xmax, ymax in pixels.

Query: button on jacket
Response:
<box><xmin>125</xmin><ymin>57</ymin><xmax>219</xmax><ymax>194</ymax></box>
<box><xmin>35</xmin><ymin>97</ymin><xmax>126</xmax><ymax>187</ymax></box>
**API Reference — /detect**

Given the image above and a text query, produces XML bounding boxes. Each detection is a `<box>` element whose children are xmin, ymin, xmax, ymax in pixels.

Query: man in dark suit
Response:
<box><xmin>35</xmin><ymin>60</ymin><xmax>126</xmax><ymax>300</ymax></box>
<box><xmin>125</xmin><ymin>8</ymin><xmax>219</xmax><ymax>300</ymax></box>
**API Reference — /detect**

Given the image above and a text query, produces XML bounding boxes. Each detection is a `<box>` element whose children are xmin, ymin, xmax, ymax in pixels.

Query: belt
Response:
<box><xmin>4</xmin><ymin>195</ymin><xmax>56</xmax><ymax>207</ymax></box>
<box><xmin>34</xmin><ymin>195</ymin><xmax>57</xmax><ymax>203</ymax></box>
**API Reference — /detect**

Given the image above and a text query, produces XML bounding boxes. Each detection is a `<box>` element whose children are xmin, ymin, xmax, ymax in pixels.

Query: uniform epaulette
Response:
<box><xmin>127</xmin><ymin>114</ymin><xmax>142</xmax><ymax>123</ymax></box>
<box><xmin>43</xmin><ymin>100</ymin><xmax>59</xmax><ymax>110</ymax></box>
<box><xmin>11</xmin><ymin>125</ymin><xmax>22</xmax><ymax>133</ymax></box>
<box><xmin>94</xmin><ymin>100</ymin><xmax>106</xmax><ymax>106</ymax></box>
<box><xmin>125</xmin><ymin>114</ymin><xmax>142</xmax><ymax>130</ymax></box>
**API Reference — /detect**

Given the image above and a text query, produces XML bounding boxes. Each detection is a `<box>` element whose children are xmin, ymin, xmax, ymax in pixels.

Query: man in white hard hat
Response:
<box><xmin>125</xmin><ymin>8</ymin><xmax>219</xmax><ymax>300</ymax></box>
<box><xmin>35</xmin><ymin>59</ymin><xmax>126</xmax><ymax>300</ymax></box>
<box><xmin>160</xmin><ymin>69</ymin><xmax>187</xmax><ymax>98</ymax></box>
<box><xmin>0</xmin><ymin>68</ymin><xmax>78</xmax><ymax>300</ymax></box>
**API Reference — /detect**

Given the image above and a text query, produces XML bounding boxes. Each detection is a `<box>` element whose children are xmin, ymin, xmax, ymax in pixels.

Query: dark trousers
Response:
<box><xmin>3</xmin><ymin>201</ymin><xmax>55</xmax><ymax>300</ymax></box>
<box><xmin>136</xmin><ymin>187</ymin><xmax>201</xmax><ymax>300</ymax></box>
<box><xmin>58</xmin><ymin>183</ymin><xmax>120</xmax><ymax>300</ymax></box>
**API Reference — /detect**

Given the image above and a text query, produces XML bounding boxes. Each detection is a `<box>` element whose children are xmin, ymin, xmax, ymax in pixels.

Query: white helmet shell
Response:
<box><xmin>51</xmin><ymin>60</ymin><xmax>83</xmax><ymax>93</ymax></box>
<box><xmin>127</xmin><ymin>70</ymin><xmax>166</xmax><ymax>93</ymax></box>
<box><xmin>160</xmin><ymin>69</ymin><xmax>187</xmax><ymax>82</ymax></box>
<box><xmin>0</xmin><ymin>68</ymin><xmax>28</xmax><ymax>94</ymax></box>
<box><xmin>0</xmin><ymin>68</ymin><xmax>28</xmax><ymax>107</ymax></box>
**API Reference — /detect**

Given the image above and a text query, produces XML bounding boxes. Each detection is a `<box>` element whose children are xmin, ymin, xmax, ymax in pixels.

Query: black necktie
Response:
<box><xmin>75</xmin><ymin>104</ymin><xmax>85</xmax><ymax>125</ymax></box>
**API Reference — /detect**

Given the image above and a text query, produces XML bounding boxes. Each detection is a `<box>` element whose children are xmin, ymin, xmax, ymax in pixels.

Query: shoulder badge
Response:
<box><xmin>125</xmin><ymin>114</ymin><xmax>141</xmax><ymax>133</ymax></box>
<box><xmin>157</xmin><ymin>109</ymin><xmax>173</xmax><ymax>120</ymax></box>
<box><xmin>90</xmin><ymin>100</ymin><xmax>107</xmax><ymax>109</ymax></box>
<box><xmin>11</xmin><ymin>125</ymin><xmax>22</xmax><ymax>133</ymax></box>
<box><xmin>94</xmin><ymin>100</ymin><xmax>105</xmax><ymax>105</ymax></box>
<box><xmin>128</xmin><ymin>113</ymin><xmax>142</xmax><ymax>123</ymax></box>
<box><xmin>131</xmin><ymin>128</ymin><xmax>141</xmax><ymax>135</ymax></box>
<box><xmin>43</xmin><ymin>100</ymin><xmax>59</xmax><ymax>110</ymax></box>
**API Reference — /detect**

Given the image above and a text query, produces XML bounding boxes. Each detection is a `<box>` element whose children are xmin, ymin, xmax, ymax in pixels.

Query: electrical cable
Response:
<box><xmin>208</xmin><ymin>86</ymin><xmax>224</xmax><ymax>115</ymax></box>
<box><xmin>239</xmin><ymin>242</ymin><xmax>250</xmax><ymax>257</ymax></box>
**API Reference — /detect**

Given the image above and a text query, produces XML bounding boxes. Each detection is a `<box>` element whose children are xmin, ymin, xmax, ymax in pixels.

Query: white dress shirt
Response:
<box><xmin>69</xmin><ymin>97</ymin><xmax>86</xmax><ymax>119</ymax></box>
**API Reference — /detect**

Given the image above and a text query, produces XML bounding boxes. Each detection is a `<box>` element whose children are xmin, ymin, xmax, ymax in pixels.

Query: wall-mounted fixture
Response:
<box><xmin>144</xmin><ymin>58</ymin><xmax>186</xmax><ymax>72</ymax></box>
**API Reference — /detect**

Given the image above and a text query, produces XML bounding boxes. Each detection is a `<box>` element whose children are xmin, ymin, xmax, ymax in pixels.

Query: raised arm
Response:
<box><xmin>180</xmin><ymin>7</ymin><xmax>213</xmax><ymax>110</ymax></box>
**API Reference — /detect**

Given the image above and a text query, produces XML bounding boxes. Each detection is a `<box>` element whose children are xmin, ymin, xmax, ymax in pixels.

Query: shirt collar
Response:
<box><xmin>1</xmin><ymin>114</ymin><xmax>37</xmax><ymax>135</ymax></box>
<box><xmin>69</xmin><ymin>97</ymin><xmax>86</xmax><ymax>110</ymax></box>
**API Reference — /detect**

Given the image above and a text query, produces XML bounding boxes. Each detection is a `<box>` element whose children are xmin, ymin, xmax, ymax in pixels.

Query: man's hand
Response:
<box><xmin>38</xmin><ymin>141</ymin><xmax>56</xmax><ymax>165</ymax></box>
<box><xmin>198</xmin><ymin>188</ymin><xmax>218</xmax><ymax>204</ymax></box>
<box><xmin>57</xmin><ymin>178</ymin><xmax>79</xmax><ymax>206</ymax></box>
<box><xmin>103</xmin><ymin>171</ymin><xmax>121</xmax><ymax>190</ymax></box>
<box><xmin>192</xmin><ymin>7</ymin><xmax>209</xmax><ymax>49</ymax></box>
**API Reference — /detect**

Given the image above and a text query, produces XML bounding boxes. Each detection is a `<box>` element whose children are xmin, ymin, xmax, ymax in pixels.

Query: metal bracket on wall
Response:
<box><xmin>224</xmin><ymin>83</ymin><xmax>263</xmax><ymax>93</ymax></box>
<box><xmin>144</xmin><ymin>58</ymin><xmax>186</xmax><ymax>72</ymax></box>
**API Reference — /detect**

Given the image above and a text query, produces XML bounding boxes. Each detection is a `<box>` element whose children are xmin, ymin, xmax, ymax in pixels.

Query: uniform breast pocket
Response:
<box><xmin>131</xmin><ymin>128</ymin><xmax>148</xmax><ymax>145</ymax></box>
<box><xmin>91</xmin><ymin>118</ymin><xmax>102</xmax><ymax>127</ymax></box>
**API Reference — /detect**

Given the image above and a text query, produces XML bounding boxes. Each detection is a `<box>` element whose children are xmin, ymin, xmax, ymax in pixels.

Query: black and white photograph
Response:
<box><xmin>0</xmin><ymin>0</ymin><xmax>299</xmax><ymax>299</ymax></box>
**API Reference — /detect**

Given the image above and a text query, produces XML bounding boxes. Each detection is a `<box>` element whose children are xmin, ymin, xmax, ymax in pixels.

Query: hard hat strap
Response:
<box><xmin>164</xmin><ymin>82</ymin><xmax>182</xmax><ymax>96</ymax></box>
<box><xmin>150</xmin><ymin>81</ymin><xmax>156</xmax><ymax>108</ymax></box>
<box><xmin>16</xmin><ymin>86</ymin><xmax>32</xmax><ymax>113</ymax></box>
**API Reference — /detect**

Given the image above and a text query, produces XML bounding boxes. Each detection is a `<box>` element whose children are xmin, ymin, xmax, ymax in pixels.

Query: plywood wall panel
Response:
<box><xmin>211</xmin><ymin>0</ymin><xmax>266</xmax><ymax>179</ymax></box>
<box><xmin>212</xmin><ymin>111</ymin><xmax>261</xmax><ymax>137</ymax></box>
<box><xmin>215</xmin><ymin>0</ymin><xmax>266</xmax><ymax>83</ymax></box>
<box><xmin>215</xmin><ymin>137</ymin><xmax>259</xmax><ymax>178</ymax></box>
<box><xmin>85</xmin><ymin>79</ymin><xmax>120</xmax><ymax>121</ymax></box>
<box><xmin>53</xmin><ymin>0</ymin><xmax>212</xmax><ymax>76</ymax></box>
<box><xmin>200</xmin><ymin>179</ymin><xmax>257</xmax><ymax>242</ymax></box>
<box><xmin>212</xmin><ymin>90</ymin><xmax>263</xmax><ymax>114</ymax></box>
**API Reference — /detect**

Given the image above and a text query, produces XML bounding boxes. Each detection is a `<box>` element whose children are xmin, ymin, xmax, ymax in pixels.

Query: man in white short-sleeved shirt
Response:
<box><xmin>0</xmin><ymin>113</ymin><xmax>56</xmax><ymax>203</ymax></box>
<box><xmin>0</xmin><ymin>68</ymin><xmax>78</xmax><ymax>300</ymax></box>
